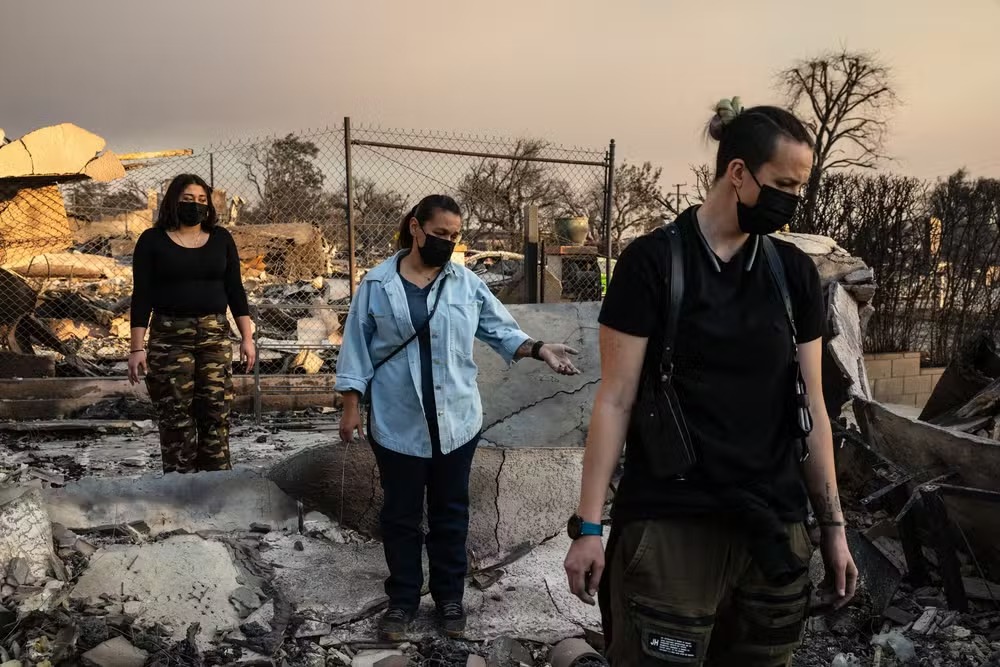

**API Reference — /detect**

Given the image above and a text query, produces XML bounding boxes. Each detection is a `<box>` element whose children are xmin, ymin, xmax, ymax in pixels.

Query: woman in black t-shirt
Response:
<box><xmin>564</xmin><ymin>100</ymin><xmax>859</xmax><ymax>665</ymax></box>
<box><xmin>128</xmin><ymin>173</ymin><xmax>255</xmax><ymax>474</ymax></box>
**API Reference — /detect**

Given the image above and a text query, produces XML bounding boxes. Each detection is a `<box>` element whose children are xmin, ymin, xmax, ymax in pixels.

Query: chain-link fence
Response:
<box><xmin>0</xmin><ymin>120</ymin><xmax>613</xmax><ymax>381</ymax></box>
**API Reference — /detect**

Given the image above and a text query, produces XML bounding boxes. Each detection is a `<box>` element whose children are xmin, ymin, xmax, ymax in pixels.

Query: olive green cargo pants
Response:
<box><xmin>604</xmin><ymin>517</ymin><xmax>813</xmax><ymax>666</ymax></box>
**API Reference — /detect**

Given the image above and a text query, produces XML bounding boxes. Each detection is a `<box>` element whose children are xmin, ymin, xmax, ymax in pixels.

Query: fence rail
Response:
<box><xmin>0</xmin><ymin>119</ymin><xmax>614</xmax><ymax>383</ymax></box>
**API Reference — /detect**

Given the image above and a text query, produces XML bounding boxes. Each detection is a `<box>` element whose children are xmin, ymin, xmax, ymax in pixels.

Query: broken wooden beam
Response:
<box><xmin>117</xmin><ymin>149</ymin><xmax>194</xmax><ymax>161</ymax></box>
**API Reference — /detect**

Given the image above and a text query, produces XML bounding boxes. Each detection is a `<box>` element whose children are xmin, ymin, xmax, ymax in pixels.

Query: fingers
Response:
<box><xmin>834</xmin><ymin>562</ymin><xmax>847</xmax><ymax>598</ymax></box>
<box><xmin>845</xmin><ymin>560</ymin><xmax>859</xmax><ymax>599</ymax></box>
<box><xmin>565</xmin><ymin>346</ymin><xmax>580</xmax><ymax>356</ymax></box>
<box><xmin>588</xmin><ymin>561</ymin><xmax>605</xmax><ymax>598</ymax></box>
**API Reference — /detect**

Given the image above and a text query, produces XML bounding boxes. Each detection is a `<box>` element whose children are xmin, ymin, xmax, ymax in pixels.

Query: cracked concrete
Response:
<box><xmin>71</xmin><ymin>535</ymin><xmax>244</xmax><ymax>648</ymax></box>
<box><xmin>259</xmin><ymin>532</ymin><xmax>599</xmax><ymax>644</ymax></box>
<box><xmin>268</xmin><ymin>445</ymin><xmax>583</xmax><ymax>563</ymax></box>
<box><xmin>268</xmin><ymin>303</ymin><xmax>599</xmax><ymax>561</ymax></box>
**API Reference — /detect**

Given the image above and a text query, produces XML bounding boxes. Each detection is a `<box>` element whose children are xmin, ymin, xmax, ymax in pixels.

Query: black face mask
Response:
<box><xmin>735</xmin><ymin>170</ymin><xmax>800</xmax><ymax>235</ymax></box>
<box><xmin>177</xmin><ymin>201</ymin><xmax>210</xmax><ymax>228</ymax></box>
<box><xmin>416</xmin><ymin>228</ymin><xmax>456</xmax><ymax>268</ymax></box>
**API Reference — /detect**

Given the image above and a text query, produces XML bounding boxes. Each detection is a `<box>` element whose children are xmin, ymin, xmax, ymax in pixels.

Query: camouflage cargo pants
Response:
<box><xmin>603</xmin><ymin>517</ymin><xmax>813</xmax><ymax>666</ymax></box>
<box><xmin>146</xmin><ymin>314</ymin><xmax>234</xmax><ymax>474</ymax></box>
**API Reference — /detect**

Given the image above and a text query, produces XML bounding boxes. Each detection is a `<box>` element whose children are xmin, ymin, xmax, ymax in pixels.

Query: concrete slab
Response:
<box><xmin>44</xmin><ymin>469</ymin><xmax>300</xmax><ymax>536</ymax></box>
<box><xmin>71</xmin><ymin>535</ymin><xmax>243</xmax><ymax>646</ymax></box>
<box><xmin>268</xmin><ymin>446</ymin><xmax>582</xmax><ymax>563</ymax></box>
<box><xmin>475</xmin><ymin>303</ymin><xmax>601</xmax><ymax>448</ymax></box>
<box><xmin>260</xmin><ymin>532</ymin><xmax>599</xmax><ymax>645</ymax></box>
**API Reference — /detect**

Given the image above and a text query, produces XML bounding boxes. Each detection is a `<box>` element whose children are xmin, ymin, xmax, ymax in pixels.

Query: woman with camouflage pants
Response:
<box><xmin>128</xmin><ymin>174</ymin><xmax>256</xmax><ymax>474</ymax></box>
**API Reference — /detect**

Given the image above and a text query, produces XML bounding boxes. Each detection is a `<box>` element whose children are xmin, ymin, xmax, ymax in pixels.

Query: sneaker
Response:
<box><xmin>437</xmin><ymin>600</ymin><xmax>467</xmax><ymax>637</ymax></box>
<box><xmin>378</xmin><ymin>607</ymin><xmax>414</xmax><ymax>641</ymax></box>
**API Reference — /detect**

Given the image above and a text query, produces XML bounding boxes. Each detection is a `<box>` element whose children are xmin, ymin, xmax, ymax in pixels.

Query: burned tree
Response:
<box><xmin>780</xmin><ymin>49</ymin><xmax>899</xmax><ymax>232</ymax></box>
<box><xmin>456</xmin><ymin>140</ymin><xmax>578</xmax><ymax>250</ymax></box>
<box><xmin>584</xmin><ymin>160</ymin><xmax>666</xmax><ymax>253</ymax></box>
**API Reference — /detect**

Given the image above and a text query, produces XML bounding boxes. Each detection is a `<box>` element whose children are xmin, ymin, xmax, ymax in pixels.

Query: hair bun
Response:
<box><xmin>708</xmin><ymin>96</ymin><xmax>744</xmax><ymax>141</ymax></box>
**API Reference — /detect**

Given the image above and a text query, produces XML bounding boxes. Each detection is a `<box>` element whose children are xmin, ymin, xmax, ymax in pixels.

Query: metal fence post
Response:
<box><xmin>209</xmin><ymin>152</ymin><xmax>214</xmax><ymax>187</ymax></box>
<box><xmin>344</xmin><ymin>117</ymin><xmax>358</xmax><ymax>299</ymax></box>
<box><xmin>604</xmin><ymin>139</ymin><xmax>616</xmax><ymax>280</ymax></box>
<box><xmin>524</xmin><ymin>205</ymin><xmax>540</xmax><ymax>303</ymax></box>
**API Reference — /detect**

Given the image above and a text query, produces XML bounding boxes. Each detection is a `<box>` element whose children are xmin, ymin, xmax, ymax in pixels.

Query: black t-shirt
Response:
<box><xmin>129</xmin><ymin>226</ymin><xmax>251</xmax><ymax>327</ymax></box>
<box><xmin>600</xmin><ymin>207</ymin><xmax>825</xmax><ymax>523</ymax></box>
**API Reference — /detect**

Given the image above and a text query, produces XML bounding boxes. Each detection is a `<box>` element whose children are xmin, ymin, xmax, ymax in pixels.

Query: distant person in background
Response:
<box><xmin>336</xmin><ymin>194</ymin><xmax>581</xmax><ymax>641</ymax></box>
<box><xmin>128</xmin><ymin>173</ymin><xmax>255</xmax><ymax>474</ymax></box>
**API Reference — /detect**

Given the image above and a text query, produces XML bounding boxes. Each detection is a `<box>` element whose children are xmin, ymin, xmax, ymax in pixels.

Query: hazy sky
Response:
<box><xmin>2</xmin><ymin>0</ymin><xmax>999</xmax><ymax>187</ymax></box>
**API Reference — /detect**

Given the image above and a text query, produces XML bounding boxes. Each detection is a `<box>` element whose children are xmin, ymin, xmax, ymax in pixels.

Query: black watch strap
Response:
<box><xmin>531</xmin><ymin>340</ymin><xmax>545</xmax><ymax>360</ymax></box>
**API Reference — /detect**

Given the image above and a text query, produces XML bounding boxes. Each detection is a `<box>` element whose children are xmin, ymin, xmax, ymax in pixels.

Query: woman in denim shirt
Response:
<box><xmin>336</xmin><ymin>194</ymin><xmax>579</xmax><ymax>640</ymax></box>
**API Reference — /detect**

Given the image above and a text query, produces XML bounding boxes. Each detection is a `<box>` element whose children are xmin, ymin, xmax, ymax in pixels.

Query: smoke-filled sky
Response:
<box><xmin>2</xmin><ymin>0</ymin><xmax>998</xmax><ymax>186</ymax></box>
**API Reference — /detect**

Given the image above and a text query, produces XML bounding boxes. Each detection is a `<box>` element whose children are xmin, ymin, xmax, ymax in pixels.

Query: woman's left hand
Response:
<box><xmin>240</xmin><ymin>338</ymin><xmax>257</xmax><ymax>372</ymax></box>
<box><xmin>540</xmin><ymin>343</ymin><xmax>580</xmax><ymax>376</ymax></box>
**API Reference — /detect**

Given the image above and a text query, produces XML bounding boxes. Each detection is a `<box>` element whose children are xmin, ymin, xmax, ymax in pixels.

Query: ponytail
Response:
<box><xmin>397</xmin><ymin>206</ymin><xmax>419</xmax><ymax>250</ymax></box>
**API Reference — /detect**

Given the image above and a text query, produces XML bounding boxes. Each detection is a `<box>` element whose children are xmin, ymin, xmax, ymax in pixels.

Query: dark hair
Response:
<box><xmin>156</xmin><ymin>173</ymin><xmax>217</xmax><ymax>230</ymax></box>
<box><xmin>397</xmin><ymin>194</ymin><xmax>462</xmax><ymax>250</ymax></box>
<box><xmin>709</xmin><ymin>105</ymin><xmax>813</xmax><ymax>181</ymax></box>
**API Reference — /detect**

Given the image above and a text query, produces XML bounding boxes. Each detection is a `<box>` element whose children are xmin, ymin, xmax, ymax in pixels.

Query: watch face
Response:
<box><xmin>567</xmin><ymin>515</ymin><xmax>581</xmax><ymax>539</ymax></box>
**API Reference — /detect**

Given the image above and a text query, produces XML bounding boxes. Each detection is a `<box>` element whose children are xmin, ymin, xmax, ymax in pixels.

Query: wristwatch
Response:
<box><xmin>567</xmin><ymin>514</ymin><xmax>604</xmax><ymax>540</ymax></box>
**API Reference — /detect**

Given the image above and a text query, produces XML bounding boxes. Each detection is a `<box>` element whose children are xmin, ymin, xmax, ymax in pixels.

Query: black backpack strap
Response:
<box><xmin>760</xmin><ymin>236</ymin><xmax>797</xmax><ymax>345</ymax></box>
<box><xmin>660</xmin><ymin>224</ymin><xmax>684</xmax><ymax>377</ymax></box>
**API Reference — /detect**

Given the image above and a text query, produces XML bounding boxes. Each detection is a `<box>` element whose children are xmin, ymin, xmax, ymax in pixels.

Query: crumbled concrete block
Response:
<box><xmin>240</xmin><ymin>600</ymin><xmax>274</xmax><ymax>637</ymax></box>
<box><xmin>229</xmin><ymin>586</ymin><xmax>261</xmax><ymax>617</ymax></box>
<box><xmin>351</xmin><ymin>651</ymin><xmax>404</xmax><ymax>667</ymax></box>
<box><xmin>81</xmin><ymin>637</ymin><xmax>148</xmax><ymax>667</ymax></box>
<box><xmin>295</xmin><ymin>619</ymin><xmax>331</xmax><ymax>638</ymax></box>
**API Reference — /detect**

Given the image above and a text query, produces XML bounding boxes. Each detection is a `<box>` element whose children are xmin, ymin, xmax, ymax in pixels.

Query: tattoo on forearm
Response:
<box><xmin>814</xmin><ymin>481</ymin><xmax>843</xmax><ymax>522</ymax></box>
<box><xmin>515</xmin><ymin>339</ymin><xmax>536</xmax><ymax>360</ymax></box>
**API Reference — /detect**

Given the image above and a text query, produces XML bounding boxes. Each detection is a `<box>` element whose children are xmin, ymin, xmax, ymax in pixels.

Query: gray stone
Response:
<box><xmin>240</xmin><ymin>601</ymin><xmax>274</xmax><ymax>637</ymax></box>
<box><xmin>295</xmin><ymin>619</ymin><xmax>332</xmax><ymax>638</ymax></box>
<box><xmin>826</xmin><ymin>283</ymin><xmax>872</xmax><ymax>409</ymax></box>
<box><xmin>488</xmin><ymin>636</ymin><xmax>533</xmax><ymax>667</ymax></box>
<box><xmin>351</xmin><ymin>651</ymin><xmax>404</xmax><ymax>667</ymax></box>
<box><xmin>327</xmin><ymin>647</ymin><xmax>353</xmax><ymax>664</ymax></box>
<box><xmin>229</xmin><ymin>586</ymin><xmax>261</xmax><ymax>617</ymax></box>
<box><xmin>81</xmin><ymin>637</ymin><xmax>148</xmax><ymax>667</ymax></box>
<box><xmin>123</xmin><ymin>601</ymin><xmax>142</xmax><ymax>616</ymax></box>
<box><xmin>43</xmin><ymin>469</ymin><xmax>300</xmax><ymax>538</ymax></box>
<box><xmin>6</xmin><ymin>558</ymin><xmax>29</xmax><ymax>586</ymax></box>
<box><xmin>844</xmin><ymin>268</ymin><xmax>875</xmax><ymax>284</ymax></box>
<box><xmin>467</xmin><ymin>657</ymin><xmax>487</xmax><ymax>667</ymax></box>
<box><xmin>843</xmin><ymin>282</ymin><xmax>877</xmax><ymax>304</ymax></box>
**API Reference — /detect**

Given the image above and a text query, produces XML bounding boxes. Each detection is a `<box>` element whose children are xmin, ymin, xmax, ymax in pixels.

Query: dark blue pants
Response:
<box><xmin>370</xmin><ymin>431</ymin><xmax>479</xmax><ymax>612</ymax></box>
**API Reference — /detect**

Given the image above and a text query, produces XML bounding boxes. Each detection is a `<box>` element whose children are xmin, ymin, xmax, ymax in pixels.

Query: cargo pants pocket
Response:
<box><xmin>627</xmin><ymin>595</ymin><xmax>714</xmax><ymax>664</ymax></box>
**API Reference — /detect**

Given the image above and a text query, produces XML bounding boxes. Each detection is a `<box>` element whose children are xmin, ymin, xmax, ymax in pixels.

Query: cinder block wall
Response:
<box><xmin>864</xmin><ymin>352</ymin><xmax>945</xmax><ymax>408</ymax></box>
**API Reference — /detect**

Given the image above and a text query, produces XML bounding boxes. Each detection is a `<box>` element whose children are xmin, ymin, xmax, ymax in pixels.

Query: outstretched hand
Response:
<box><xmin>540</xmin><ymin>343</ymin><xmax>581</xmax><ymax>376</ymax></box>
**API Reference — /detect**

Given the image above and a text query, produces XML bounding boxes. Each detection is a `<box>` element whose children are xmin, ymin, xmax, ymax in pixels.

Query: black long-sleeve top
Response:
<box><xmin>129</xmin><ymin>226</ymin><xmax>251</xmax><ymax>327</ymax></box>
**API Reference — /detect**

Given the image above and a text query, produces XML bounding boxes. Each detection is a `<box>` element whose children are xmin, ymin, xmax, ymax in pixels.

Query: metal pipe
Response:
<box><xmin>351</xmin><ymin>139</ymin><xmax>606</xmax><ymax>168</ymax></box>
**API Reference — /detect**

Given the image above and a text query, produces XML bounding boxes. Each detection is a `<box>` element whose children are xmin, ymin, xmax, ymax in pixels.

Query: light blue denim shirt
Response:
<box><xmin>334</xmin><ymin>252</ymin><xmax>531</xmax><ymax>457</ymax></box>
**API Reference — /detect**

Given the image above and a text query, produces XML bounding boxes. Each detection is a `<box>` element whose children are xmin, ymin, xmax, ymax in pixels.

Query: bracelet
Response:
<box><xmin>130</xmin><ymin>349</ymin><xmax>145</xmax><ymax>354</ymax></box>
<box><xmin>531</xmin><ymin>340</ymin><xmax>546</xmax><ymax>360</ymax></box>
<box><xmin>818</xmin><ymin>520</ymin><xmax>845</xmax><ymax>528</ymax></box>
